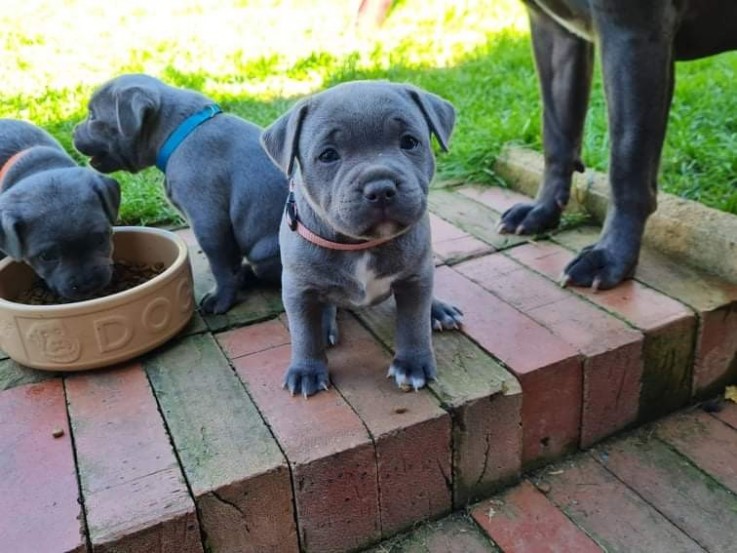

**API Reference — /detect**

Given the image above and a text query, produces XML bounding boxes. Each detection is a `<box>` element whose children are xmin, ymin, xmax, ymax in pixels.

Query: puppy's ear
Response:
<box><xmin>0</xmin><ymin>209</ymin><xmax>24</xmax><ymax>260</ymax></box>
<box><xmin>114</xmin><ymin>85</ymin><xmax>160</xmax><ymax>137</ymax></box>
<box><xmin>261</xmin><ymin>101</ymin><xmax>309</xmax><ymax>178</ymax></box>
<box><xmin>91</xmin><ymin>175</ymin><xmax>121</xmax><ymax>224</ymax></box>
<box><xmin>405</xmin><ymin>86</ymin><xmax>456</xmax><ymax>152</ymax></box>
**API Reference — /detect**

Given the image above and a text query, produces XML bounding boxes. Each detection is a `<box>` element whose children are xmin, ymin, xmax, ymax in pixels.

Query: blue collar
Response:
<box><xmin>155</xmin><ymin>104</ymin><xmax>222</xmax><ymax>172</ymax></box>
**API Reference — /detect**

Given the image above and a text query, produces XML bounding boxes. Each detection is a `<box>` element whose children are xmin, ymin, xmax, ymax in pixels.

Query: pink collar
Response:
<box><xmin>285</xmin><ymin>180</ymin><xmax>399</xmax><ymax>252</ymax></box>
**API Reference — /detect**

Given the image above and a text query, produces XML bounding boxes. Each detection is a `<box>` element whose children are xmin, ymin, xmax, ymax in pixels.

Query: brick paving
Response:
<box><xmin>1</xmin><ymin>184</ymin><xmax>736</xmax><ymax>552</ymax></box>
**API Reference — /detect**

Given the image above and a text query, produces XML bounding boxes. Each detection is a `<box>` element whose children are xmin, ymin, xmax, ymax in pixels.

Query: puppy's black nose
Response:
<box><xmin>363</xmin><ymin>181</ymin><xmax>397</xmax><ymax>207</ymax></box>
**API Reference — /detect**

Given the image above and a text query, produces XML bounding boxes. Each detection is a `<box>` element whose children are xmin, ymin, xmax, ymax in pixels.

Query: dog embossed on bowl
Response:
<box><xmin>0</xmin><ymin>226</ymin><xmax>194</xmax><ymax>371</ymax></box>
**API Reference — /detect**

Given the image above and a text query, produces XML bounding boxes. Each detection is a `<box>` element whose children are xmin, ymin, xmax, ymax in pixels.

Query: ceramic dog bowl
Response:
<box><xmin>0</xmin><ymin>226</ymin><xmax>194</xmax><ymax>371</ymax></box>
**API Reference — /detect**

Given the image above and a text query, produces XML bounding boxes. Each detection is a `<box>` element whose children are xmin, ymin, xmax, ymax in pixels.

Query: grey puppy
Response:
<box><xmin>73</xmin><ymin>74</ymin><xmax>288</xmax><ymax>314</ymax></box>
<box><xmin>0</xmin><ymin>119</ymin><xmax>120</xmax><ymax>300</ymax></box>
<box><xmin>261</xmin><ymin>80</ymin><xmax>463</xmax><ymax>397</ymax></box>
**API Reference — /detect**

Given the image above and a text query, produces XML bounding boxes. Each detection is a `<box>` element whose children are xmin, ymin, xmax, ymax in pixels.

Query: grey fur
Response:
<box><xmin>73</xmin><ymin>74</ymin><xmax>288</xmax><ymax>314</ymax></box>
<box><xmin>261</xmin><ymin>80</ymin><xmax>462</xmax><ymax>397</ymax></box>
<box><xmin>0</xmin><ymin>119</ymin><xmax>120</xmax><ymax>300</ymax></box>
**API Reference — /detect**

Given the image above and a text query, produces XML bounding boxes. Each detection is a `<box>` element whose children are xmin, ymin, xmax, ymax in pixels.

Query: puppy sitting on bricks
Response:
<box><xmin>73</xmin><ymin>74</ymin><xmax>288</xmax><ymax>314</ymax></box>
<box><xmin>261</xmin><ymin>80</ymin><xmax>463</xmax><ymax>397</ymax></box>
<box><xmin>0</xmin><ymin>119</ymin><xmax>120</xmax><ymax>301</ymax></box>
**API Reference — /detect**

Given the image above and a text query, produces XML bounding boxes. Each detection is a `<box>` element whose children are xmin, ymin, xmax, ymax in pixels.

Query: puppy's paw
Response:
<box><xmin>199</xmin><ymin>288</ymin><xmax>236</xmax><ymax>315</ymax></box>
<box><xmin>283</xmin><ymin>360</ymin><xmax>330</xmax><ymax>398</ymax></box>
<box><xmin>431</xmin><ymin>299</ymin><xmax>463</xmax><ymax>331</ymax></box>
<box><xmin>387</xmin><ymin>353</ymin><xmax>436</xmax><ymax>392</ymax></box>
<box><xmin>498</xmin><ymin>201</ymin><xmax>561</xmax><ymax>235</ymax></box>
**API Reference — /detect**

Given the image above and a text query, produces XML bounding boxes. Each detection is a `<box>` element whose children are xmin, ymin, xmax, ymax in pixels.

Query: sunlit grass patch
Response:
<box><xmin>2</xmin><ymin>0</ymin><xmax>736</xmax><ymax>224</ymax></box>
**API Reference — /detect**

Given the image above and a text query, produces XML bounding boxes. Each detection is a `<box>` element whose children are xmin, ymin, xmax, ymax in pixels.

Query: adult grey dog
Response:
<box><xmin>261</xmin><ymin>80</ymin><xmax>463</xmax><ymax>397</ymax></box>
<box><xmin>0</xmin><ymin>119</ymin><xmax>120</xmax><ymax>300</ymax></box>
<box><xmin>498</xmin><ymin>1</ymin><xmax>737</xmax><ymax>290</ymax></box>
<box><xmin>73</xmin><ymin>74</ymin><xmax>288</xmax><ymax>314</ymax></box>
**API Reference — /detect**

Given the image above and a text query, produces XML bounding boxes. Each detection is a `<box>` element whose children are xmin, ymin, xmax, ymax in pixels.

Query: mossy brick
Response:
<box><xmin>435</xmin><ymin>265</ymin><xmax>582</xmax><ymax>466</ymax></box>
<box><xmin>430</xmin><ymin>212</ymin><xmax>493</xmax><ymax>266</ymax></box>
<box><xmin>594</xmin><ymin>431</ymin><xmax>737</xmax><ymax>553</ymax></box>
<box><xmin>428</xmin><ymin>189</ymin><xmax>528</xmax><ymax>250</ymax></box>
<box><xmin>507</xmin><ymin>241</ymin><xmax>696</xmax><ymax>422</ymax></box>
<box><xmin>556</xmin><ymin>225</ymin><xmax>737</xmax><ymax>398</ymax></box>
<box><xmin>0</xmin><ymin>357</ymin><xmax>56</xmax><ymax>391</ymax></box>
<box><xmin>0</xmin><ymin>380</ymin><xmax>86</xmax><ymax>553</ymax></box>
<box><xmin>216</xmin><ymin>317</ymin><xmax>291</xmax><ymax>360</ymax></box>
<box><xmin>471</xmin><ymin>480</ymin><xmax>602</xmax><ymax>553</ymax></box>
<box><xmin>535</xmin><ymin>456</ymin><xmax>702</xmax><ymax>553</ymax></box>
<box><xmin>65</xmin><ymin>363</ymin><xmax>203</xmax><ymax>553</ymax></box>
<box><xmin>364</xmin><ymin>513</ymin><xmax>501</xmax><ymax>553</ymax></box>
<box><xmin>656</xmin><ymin>409</ymin><xmax>737</xmax><ymax>494</ymax></box>
<box><xmin>712</xmin><ymin>401</ymin><xmax>737</xmax><ymax>430</ymax></box>
<box><xmin>457</xmin><ymin>184</ymin><xmax>534</xmax><ymax>215</ymax></box>
<box><xmin>231</xmin><ymin>338</ymin><xmax>381</xmax><ymax>552</ymax></box>
<box><xmin>357</xmin><ymin>298</ymin><xmax>523</xmax><ymax>506</ymax></box>
<box><xmin>325</xmin><ymin>313</ymin><xmax>452</xmax><ymax>535</ymax></box>
<box><xmin>144</xmin><ymin>333</ymin><xmax>298</xmax><ymax>553</ymax></box>
<box><xmin>456</xmin><ymin>253</ymin><xmax>643</xmax><ymax>447</ymax></box>
<box><xmin>185</xmin><ymin>242</ymin><xmax>283</xmax><ymax>332</ymax></box>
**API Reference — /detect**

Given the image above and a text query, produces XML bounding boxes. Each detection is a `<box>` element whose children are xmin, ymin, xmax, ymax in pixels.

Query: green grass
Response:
<box><xmin>2</xmin><ymin>0</ymin><xmax>736</xmax><ymax>224</ymax></box>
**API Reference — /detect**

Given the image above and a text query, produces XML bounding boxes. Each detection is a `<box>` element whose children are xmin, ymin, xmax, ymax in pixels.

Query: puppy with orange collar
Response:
<box><xmin>0</xmin><ymin>119</ymin><xmax>120</xmax><ymax>300</ymax></box>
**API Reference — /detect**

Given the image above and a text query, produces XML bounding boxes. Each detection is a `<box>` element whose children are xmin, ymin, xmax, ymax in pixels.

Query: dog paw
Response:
<box><xmin>283</xmin><ymin>360</ymin><xmax>330</xmax><ymax>397</ymax></box>
<box><xmin>387</xmin><ymin>353</ymin><xmax>436</xmax><ymax>392</ymax></box>
<box><xmin>431</xmin><ymin>299</ymin><xmax>463</xmax><ymax>331</ymax></box>
<box><xmin>563</xmin><ymin>244</ymin><xmax>636</xmax><ymax>290</ymax></box>
<box><xmin>199</xmin><ymin>289</ymin><xmax>237</xmax><ymax>315</ymax></box>
<box><xmin>497</xmin><ymin>201</ymin><xmax>561</xmax><ymax>235</ymax></box>
<box><xmin>323</xmin><ymin>305</ymin><xmax>340</xmax><ymax>347</ymax></box>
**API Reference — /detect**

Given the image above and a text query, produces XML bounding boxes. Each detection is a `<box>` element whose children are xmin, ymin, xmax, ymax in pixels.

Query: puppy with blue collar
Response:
<box><xmin>262</xmin><ymin>81</ymin><xmax>463</xmax><ymax>397</ymax></box>
<box><xmin>74</xmin><ymin>74</ymin><xmax>287</xmax><ymax>314</ymax></box>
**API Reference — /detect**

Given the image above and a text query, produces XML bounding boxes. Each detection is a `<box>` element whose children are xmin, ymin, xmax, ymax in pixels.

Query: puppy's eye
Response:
<box><xmin>93</xmin><ymin>233</ymin><xmax>108</xmax><ymax>247</ymax></box>
<box><xmin>38</xmin><ymin>250</ymin><xmax>59</xmax><ymax>263</ymax></box>
<box><xmin>400</xmin><ymin>135</ymin><xmax>420</xmax><ymax>150</ymax></box>
<box><xmin>318</xmin><ymin>148</ymin><xmax>340</xmax><ymax>163</ymax></box>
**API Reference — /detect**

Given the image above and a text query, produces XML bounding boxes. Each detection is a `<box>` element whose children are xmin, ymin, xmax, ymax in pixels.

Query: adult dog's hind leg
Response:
<box><xmin>499</xmin><ymin>4</ymin><xmax>593</xmax><ymax>235</ymax></box>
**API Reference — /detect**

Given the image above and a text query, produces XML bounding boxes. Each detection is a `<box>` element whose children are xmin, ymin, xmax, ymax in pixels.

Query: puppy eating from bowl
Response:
<box><xmin>0</xmin><ymin>119</ymin><xmax>120</xmax><ymax>301</ymax></box>
<box><xmin>261</xmin><ymin>80</ymin><xmax>463</xmax><ymax>397</ymax></box>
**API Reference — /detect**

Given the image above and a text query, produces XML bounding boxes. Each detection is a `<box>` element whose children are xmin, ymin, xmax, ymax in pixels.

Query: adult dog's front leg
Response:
<box><xmin>499</xmin><ymin>3</ymin><xmax>593</xmax><ymax>235</ymax></box>
<box><xmin>565</xmin><ymin>4</ymin><xmax>675</xmax><ymax>289</ymax></box>
<box><xmin>389</xmin><ymin>274</ymin><xmax>435</xmax><ymax>391</ymax></box>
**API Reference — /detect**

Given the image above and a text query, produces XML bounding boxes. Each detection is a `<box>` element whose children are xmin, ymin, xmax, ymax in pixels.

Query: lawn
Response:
<box><xmin>2</xmin><ymin>0</ymin><xmax>736</xmax><ymax>225</ymax></box>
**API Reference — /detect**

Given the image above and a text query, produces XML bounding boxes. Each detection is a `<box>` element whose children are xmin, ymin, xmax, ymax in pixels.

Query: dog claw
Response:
<box><xmin>515</xmin><ymin>225</ymin><xmax>525</xmax><ymax>235</ymax></box>
<box><xmin>320</xmin><ymin>382</ymin><xmax>330</xmax><ymax>391</ymax></box>
<box><xmin>559</xmin><ymin>274</ymin><xmax>572</xmax><ymax>288</ymax></box>
<box><xmin>591</xmin><ymin>277</ymin><xmax>601</xmax><ymax>293</ymax></box>
<box><xmin>496</xmin><ymin>222</ymin><xmax>508</xmax><ymax>234</ymax></box>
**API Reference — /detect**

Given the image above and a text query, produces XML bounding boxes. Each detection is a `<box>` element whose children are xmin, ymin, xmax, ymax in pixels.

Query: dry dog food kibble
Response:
<box><xmin>15</xmin><ymin>261</ymin><xmax>166</xmax><ymax>305</ymax></box>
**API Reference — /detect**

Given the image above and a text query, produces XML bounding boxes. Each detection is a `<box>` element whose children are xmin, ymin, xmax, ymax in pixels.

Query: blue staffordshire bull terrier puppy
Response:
<box><xmin>0</xmin><ymin>119</ymin><xmax>120</xmax><ymax>301</ymax></box>
<box><xmin>261</xmin><ymin>81</ymin><xmax>463</xmax><ymax>397</ymax></box>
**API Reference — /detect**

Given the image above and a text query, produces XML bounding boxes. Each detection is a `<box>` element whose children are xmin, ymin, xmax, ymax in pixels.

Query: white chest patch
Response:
<box><xmin>352</xmin><ymin>254</ymin><xmax>396</xmax><ymax>307</ymax></box>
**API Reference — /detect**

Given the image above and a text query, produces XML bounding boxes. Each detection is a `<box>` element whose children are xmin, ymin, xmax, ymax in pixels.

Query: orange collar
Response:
<box><xmin>0</xmin><ymin>149</ymin><xmax>31</xmax><ymax>191</ymax></box>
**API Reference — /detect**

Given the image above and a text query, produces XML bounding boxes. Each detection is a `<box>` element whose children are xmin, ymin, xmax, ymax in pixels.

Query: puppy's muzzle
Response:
<box><xmin>363</xmin><ymin>180</ymin><xmax>397</xmax><ymax>209</ymax></box>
